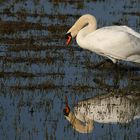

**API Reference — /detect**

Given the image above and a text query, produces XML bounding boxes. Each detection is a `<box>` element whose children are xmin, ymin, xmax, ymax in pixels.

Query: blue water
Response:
<box><xmin>0</xmin><ymin>0</ymin><xmax>140</xmax><ymax>140</ymax></box>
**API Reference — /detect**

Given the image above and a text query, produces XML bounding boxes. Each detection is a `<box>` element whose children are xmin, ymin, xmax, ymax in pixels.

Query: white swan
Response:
<box><xmin>66</xmin><ymin>14</ymin><xmax>140</xmax><ymax>63</ymax></box>
<box><xmin>63</xmin><ymin>94</ymin><xmax>140</xmax><ymax>133</ymax></box>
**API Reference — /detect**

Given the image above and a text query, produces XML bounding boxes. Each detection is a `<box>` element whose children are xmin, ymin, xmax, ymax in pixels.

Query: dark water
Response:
<box><xmin>0</xmin><ymin>0</ymin><xmax>140</xmax><ymax>140</ymax></box>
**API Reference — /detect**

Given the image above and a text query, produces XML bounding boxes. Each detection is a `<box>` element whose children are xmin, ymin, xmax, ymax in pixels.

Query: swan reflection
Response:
<box><xmin>63</xmin><ymin>93</ymin><xmax>140</xmax><ymax>133</ymax></box>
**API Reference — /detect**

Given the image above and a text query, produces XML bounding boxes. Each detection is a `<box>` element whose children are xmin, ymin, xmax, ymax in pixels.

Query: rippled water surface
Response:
<box><xmin>0</xmin><ymin>0</ymin><xmax>140</xmax><ymax>140</ymax></box>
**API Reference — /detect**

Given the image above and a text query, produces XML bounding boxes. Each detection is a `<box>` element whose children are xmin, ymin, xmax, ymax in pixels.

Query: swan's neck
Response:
<box><xmin>65</xmin><ymin>112</ymin><xmax>93</xmax><ymax>133</ymax></box>
<box><xmin>76</xmin><ymin>17</ymin><xmax>97</xmax><ymax>48</ymax></box>
<box><xmin>67</xmin><ymin>14</ymin><xmax>97</xmax><ymax>48</ymax></box>
<box><xmin>76</xmin><ymin>15</ymin><xmax>97</xmax><ymax>48</ymax></box>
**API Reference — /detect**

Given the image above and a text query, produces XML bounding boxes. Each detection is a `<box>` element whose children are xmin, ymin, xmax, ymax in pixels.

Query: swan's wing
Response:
<box><xmin>86</xmin><ymin>26</ymin><xmax>140</xmax><ymax>63</ymax></box>
<box><xmin>121</xmin><ymin>26</ymin><xmax>140</xmax><ymax>38</ymax></box>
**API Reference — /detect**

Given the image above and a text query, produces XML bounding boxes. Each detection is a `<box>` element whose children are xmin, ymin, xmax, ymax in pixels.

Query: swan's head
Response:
<box><xmin>65</xmin><ymin>32</ymin><xmax>72</xmax><ymax>45</ymax></box>
<box><xmin>65</xmin><ymin>24</ymin><xmax>79</xmax><ymax>45</ymax></box>
<box><xmin>63</xmin><ymin>96</ymin><xmax>70</xmax><ymax>116</ymax></box>
<box><xmin>66</xmin><ymin>14</ymin><xmax>97</xmax><ymax>45</ymax></box>
<box><xmin>63</xmin><ymin>105</ymin><xmax>70</xmax><ymax>116</ymax></box>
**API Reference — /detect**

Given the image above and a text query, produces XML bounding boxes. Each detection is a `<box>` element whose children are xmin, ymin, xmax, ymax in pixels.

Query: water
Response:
<box><xmin>0</xmin><ymin>0</ymin><xmax>140</xmax><ymax>140</ymax></box>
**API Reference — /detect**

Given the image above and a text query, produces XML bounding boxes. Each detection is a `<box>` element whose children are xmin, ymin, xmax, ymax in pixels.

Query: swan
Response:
<box><xmin>63</xmin><ymin>94</ymin><xmax>140</xmax><ymax>133</ymax></box>
<box><xmin>66</xmin><ymin>14</ymin><xmax>140</xmax><ymax>63</ymax></box>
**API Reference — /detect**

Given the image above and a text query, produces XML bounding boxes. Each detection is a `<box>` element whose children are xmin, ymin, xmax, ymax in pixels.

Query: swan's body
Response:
<box><xmin>74</xmin><ymin>94</ymin><xmax>140</xmax><ymax>124</ymax></box>
<box><xmin>66</xmin><ymin>14</ymin><xmax>140</xmax><ymax>63</ymax></box>
<box><xmin>64</xmin><ymin>94</ymin><xmax>140</xmax><ymax>133</ymax></box>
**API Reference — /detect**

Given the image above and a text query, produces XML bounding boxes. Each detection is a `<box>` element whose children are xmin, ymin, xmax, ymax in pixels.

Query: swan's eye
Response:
<box><xmin>65</xmin><ymin>33</ymin><xmax>72</xmax><ymax>45</ymax></box>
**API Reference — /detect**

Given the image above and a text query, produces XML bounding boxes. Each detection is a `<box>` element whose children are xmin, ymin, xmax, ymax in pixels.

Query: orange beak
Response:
<box><xmin>66</xmin><ymin>33</ymin><xmax>72</xmax><ymax>45</ymax></box>
<box><xmin>63</xmin><ymin>96</ymin><xmax>70</xmax><ymax>116</ymax></box>
<box><xmin>65</xmin><ymin>105</ymin><xmax>70</xmax><ymax>114</ymax></box>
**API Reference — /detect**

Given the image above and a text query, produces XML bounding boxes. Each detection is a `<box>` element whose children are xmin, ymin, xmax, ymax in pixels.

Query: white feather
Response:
<box><xmin>83</xmin><ymin>26</ymin><xmax>140</xmax><ymax>63</ymax></box>
<box><xmin>68</xmin><ymin>14</ymin><xmax>140</xmax><ymax>63</ymax></box>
